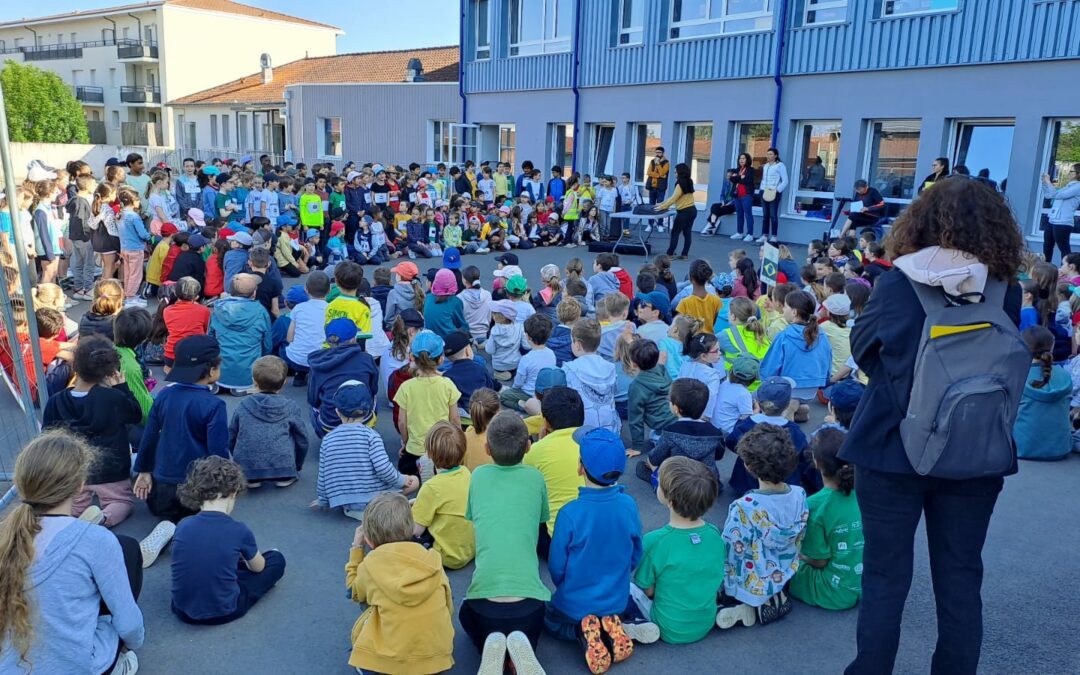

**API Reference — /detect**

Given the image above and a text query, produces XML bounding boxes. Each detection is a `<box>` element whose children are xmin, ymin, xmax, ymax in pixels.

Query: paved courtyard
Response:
<box><xmin>72</xmin><ymin>232</ymin><xmax>1079</xmax><ymax>674</ymax></box>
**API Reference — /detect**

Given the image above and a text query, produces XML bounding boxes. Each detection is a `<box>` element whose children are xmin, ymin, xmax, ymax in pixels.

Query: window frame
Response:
<box><xmin>732</xmin><ymin>121</ymin><xmax>774</xmax><ymax>210</ymax></box>
<box><xmin>946</xmin><ymin>118</ymin><xmax>1015</xmax><ymax>187</ymax></box>
<box><xmin>221</xmin><ymin>115</ymin><xmax>230</xmax><ymax>149</ymax></box>
<box><xmin>474</xmin><ymin>0</ymin><xmax>491</xmax><ymax>60</ymax></box>
<box><xmin>618</xmin><ymin>0</ymin><xmax>644</xmax><ymax>46</ymax></box>
<box><xmin>509</xmin><ymin>0</ymin><xmax>573</xmax><ymax>57</ymax></box>
<box><xmin>880</xmin><ymin>0</ymin><xmax>960</xmax><ymax>19</ymax></box>
<box><xmin>669</xmin><ymin>0</ymin><xmax>774</xmax><ymax>40</ymax></box>
<box><xmin>803</xmin><ymin>0</ymin><xmax>848</xmax><ymax>26</ymax></box>
<box><xmin>209</xmin><ymin>114</ymin><xmax>219</xmax><ymax>148</ymax></box>
<box><xmin>788</xmin><ymin>120</ymin><xmax>842</xmax><ymax>221</ymax></box>
<box><xmin>429</xmin><ymin>120</ymin><xmax>454</xmax><ymax>163</ymax></box>
<box><xmin>318</xmin><ymin>116</ymin><xmax>342</xmax><ymax>160</ymax></box>
<box><xmin>111</xmin><ymin>110</ymin><xmax>121</xmax><ymax>130</ymax></box>
<box><xmin>499</xmin><ymin>124</ymin><xmax>517</xmax><ymax>166</ymax></box>
<box><xmin>677</xmin><ymin>121</ymin><xmax>714</xmax><ymax>205</ymax></box>
<box><xmin>589</xmin><ymin>124</ymin><xmax>616</xmax><ymax>177</ymax></box>
<box><xmin>1033</xmin><ymin>118</ymin><xmax>1080</xmax><ymax>238</ymax></box>
<box><xmin>630</xmin><ymin>122</ymin><xmax>663</xmax><ymax>188</ymax></box>
<box><xmin>550</xmin><ymin>123</ymin><xmax>574</xmax><ymax>177</ymax></box>
<box><xmin>863</xmin><ymin>119</ymin><xmax>921</xmax><ymax>217</ymax></box>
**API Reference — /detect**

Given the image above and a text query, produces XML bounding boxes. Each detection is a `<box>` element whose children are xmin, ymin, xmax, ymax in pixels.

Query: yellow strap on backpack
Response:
<box><xmin>929</xmin><ymin>323</ymin><xmax>991</xmax><ymax>339</ymax></box>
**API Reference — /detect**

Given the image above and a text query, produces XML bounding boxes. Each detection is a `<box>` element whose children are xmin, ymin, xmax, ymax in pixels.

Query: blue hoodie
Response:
<box><xmin>588</xmin><ymin>271</ymin><xmax>620</xmax><ymax>306</ymax></box>
<box><xmin>223</xmin><ymin>249</ymin><xmax>249</xmax><ymax>291</ymax></box>
<box><xmin>209</xmin><ymin>297</ymin><xmax>272</xmax><ymax>389</ymax></box>
<box><xmin>306</xmin><ymin>343</ymin><xmax>379</xmax><ymax>434</ymax></box>
<box><xmin>135</xmin><ymin>383</ymin><xmax>229</xmax><ymax>483</ymax></box>
<box><xmin>759</xmin><ymin>323</ymin><xmax>833</xmax><ymax>391</ymax></box>
<box><xmin>1014</xmin><ymin>363</ymin><xmax>1072</xmax><ymax>460</ymax></box>
<box><xmin>548</xmin><ymin>324</ymin><xmax>574</xmax><ymax>366</ymax></box>
<box><xmin>549</xmin><ymin>485</ymin><xmax>642</xmax><ymax>621</ymax></box>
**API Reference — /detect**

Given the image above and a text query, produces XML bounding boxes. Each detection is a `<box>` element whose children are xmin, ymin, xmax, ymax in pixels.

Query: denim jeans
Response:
<box><xmin>846</xmin><ymin>466</ymin><xmax>1003</xmax><ymax>675</ymax></box>
<box><xmin>761</xmin><ymin>195</ymin><xmax>780</xmax><ymax>238</ymax></box>
<box><xmin>734</xmin><ymin>195</ymin><xmax>754</xmax><ymax>235</ymax></box>
<box><xmin>70</xmin><ymin>239</ymin><xmax>95</xmax><ymax>292</ymax></box>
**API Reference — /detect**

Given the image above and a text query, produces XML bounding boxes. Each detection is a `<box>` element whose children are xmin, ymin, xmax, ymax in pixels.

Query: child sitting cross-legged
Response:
<box><xmin>229</xmin><ymin>356</ymin><xmax>310</xmax><ymax>489</ymax></box>
<box><xmin>546</xmin><ymin>427</ymin><xmax>660</xmax><ymax>675</ymax></box>
<box><xmin>636</xmin><ymin>378</ymin><xmax>726</xmax><ymax>488</ymax></box>
<box><xmin>171</xmin><ymin>456</ymin><xmax>286</xmax><ymax>625</ymax></box>
<box><xmin>345</xmin><ymin>493</ymin><xmax>455</xmax><ymax>675</ymax></box>
<box><xmin>313</xmin><ymin>381</ymin><xmax>419</xmax><ymax>521</ymax></box>
<box><xmin>632</xmin><ymin>456</ymin><xmax>726</xmax><ymax>644</ymax></box>
<box><xmin>564</xmin><ymin>318</ymin><xmax>620</xmax><ymax>435</ymax></box>
<box><xmin>716</xmin><ymin>424</ymin><xmax>808</xmax><ymax>629</ymax></box>
<box><xmin>626</xmin><ymin>339</ymin><xmax>677</xmax><ymax>458</ymax></box>
<box><xmin>411</xmin><ymin>420</ymin><xmax>475</xmax><ymax>570</ymax></box>
<box><xmin>499</xmin><ymin>313</ymin><xmax>556</xmax><ymax>411</ymax></box>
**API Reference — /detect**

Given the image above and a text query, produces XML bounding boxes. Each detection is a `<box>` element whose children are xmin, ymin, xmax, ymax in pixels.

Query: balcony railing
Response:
<box><xmin>117</xmin><ymin>40</ymin><xmax>158</xmax><ymax>59</ymax></box>
<box><xmin>120</xmin><ymin>86</ymin><xmax>161</xmax><ymax>104</ymax></box>
<box><xmin>74</xmin><ymin>86</ymin><xmax>105</xmax><ymax>104</ymax></box>
<box><xmin>87</xmin><ymin>121</ymin><xmax>107</xmax><ymax>144</ymax></box>
<box><xmin>121</xmin><ymin>121</ymin><xmax>162</xmax><ymax>146</ymax></box>
<box><xmin>23</xmin><ymin>45</ymin><xmax>83</xmax><ymax>61</ymax></box>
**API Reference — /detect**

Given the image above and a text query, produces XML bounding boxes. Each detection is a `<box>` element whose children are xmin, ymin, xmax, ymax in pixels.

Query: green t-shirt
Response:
<box><xmin>329</xmin><ymin>191</ymin><xmax>346</xmax><ymax>214</ymax></box>
<box><xmin>789</xmin><ymin>487</ymin><xmax>863</xmax><ymax>610</ymax></box>
<box><xmin>633</xmin><ymin>524</ymin><xmax>726</xmax><ymax>644</ymax></box>
<box><xmin>465</xmin><ymin>463</ymin><xmax>551</xmax><ymax>602</ymax></box>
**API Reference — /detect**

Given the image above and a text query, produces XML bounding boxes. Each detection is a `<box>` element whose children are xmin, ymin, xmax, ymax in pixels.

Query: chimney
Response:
<box><xmin>260</xmin><ymin>53</ymin><xmax>273</xmax><ymax>85</ymax></box>
<box><xmin>405</xmin><ymin>57</ymin><xmax>424</xmax><ymax>83</ymax></box>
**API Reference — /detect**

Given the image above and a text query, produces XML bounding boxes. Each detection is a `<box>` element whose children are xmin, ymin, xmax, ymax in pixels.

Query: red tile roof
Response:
<box><xmin>169</xmin><ymin>46</ymin><xmax>459</xmax><ymax>106</ymax></box>
<box><xmin>0</xmin><ymin>0</ymin><xmax>339</xmax><ymax>31</ymax></box>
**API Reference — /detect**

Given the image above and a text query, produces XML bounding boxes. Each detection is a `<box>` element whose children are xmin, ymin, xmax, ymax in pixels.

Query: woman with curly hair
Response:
<box><xmin>840</xmin><ymin>177</ymin><xmax>1024</xmax><ymax>674</ymax></box>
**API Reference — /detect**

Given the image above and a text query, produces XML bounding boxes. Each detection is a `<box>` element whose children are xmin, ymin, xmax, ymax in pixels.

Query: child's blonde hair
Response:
<box><xmin>614</xmin><ymin>332</ymin><xmax>641</xmax><ymax>375</ymax></box>
<box><xmin>31</xmin><ymin>283</ymin><xmax>67</xmax><ymax>312</ymax></box>
<box><xmin>604</xmin><ymin>293</ymin><xmax>630</xmax><ymax>321</ymax></box>
<box><xmin>363</xmin><ymin>493</ymin><xmax>415</xmax><ymax>547</ymax></box>
<box><xmin>468</xmin><ymin>388</ymin><xmax>500</xmax><ymax>434</ymax></box>
<box><xmin>556</xmin><ymin>297</ymin><xmax>582</xmax><ymax>324</ymax></box>
<box><xmin>425</xmin><ymin>420</ymin><xmax>467</xmax><ymax>470</ymax></box>
<box><xmin>90</xmin><ymin>279</ymin><xmax>124</xmax><ymax>316</ymax></box>
<box><xmin>565</xmin><ymin>257</ymin><xmax>584</xmax><ymax>282</ymax></box>
<box><xmin>729</xmin><ymin>297</ymin><xmax>766</xmax><ymax>343</ymax></box>
<box><xmin>594</xmin><ymin>298</ymin><xmax>610</xmax><ymax>322</ymax></box>
<box><xmin>668</xmin><ymin>314</ymin><xmax>702</xmax><ymax>342</ymax></box>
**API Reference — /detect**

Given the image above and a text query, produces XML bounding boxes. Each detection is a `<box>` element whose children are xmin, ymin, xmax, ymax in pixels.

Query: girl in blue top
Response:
<box><xmin>1014</xmin><ymin>326</ymin><xmax>1073</xmax><ymax>460</ymax></box>
<box><xmin>677</xmin><ymin>331</ymin><xmax>722</xmax><ymax>426</ymax></box>
<box><xmin>760</xmin><ymin>290</ymin><xmax>832</xmax><ymax>402</ymax></box>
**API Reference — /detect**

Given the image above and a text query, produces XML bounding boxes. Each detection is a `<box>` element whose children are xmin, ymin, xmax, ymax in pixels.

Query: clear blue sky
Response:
<box><xmin>0</xmin><ymin>0</ymin><xmax>460</xmax><ymax>53</ymax></box>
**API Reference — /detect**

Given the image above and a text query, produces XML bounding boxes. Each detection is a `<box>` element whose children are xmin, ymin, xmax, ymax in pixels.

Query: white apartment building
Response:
<box><xmin>0</xmin><ymin>0</ymin><xmax>340</xmax><ymax>146</ymax></box>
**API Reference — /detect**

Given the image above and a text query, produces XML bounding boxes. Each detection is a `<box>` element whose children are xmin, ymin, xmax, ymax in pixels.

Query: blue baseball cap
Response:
<box><xmin>756</xmin><ymin>376</ymin><xmax>795</xmax><ymax>411</ymax></box>
<box><xmin>325</xmin><ymin>317</ymin><xmax>357</xmax><ymax>345</ymax></box>
<box><xmin>572</xmin><ymin>427</ymin><xmax>626</xmax><ymax>486</ymax></box>
<box><xmin>333</xmin><ymin>381</ymin><xmax>374</xmax><ymax>420</ymax></box>
<box><xmin>829</xmin><ymin>379</ymin><xmax>865</xmax><ymax>412</ymax></box>
<box><xmin>187</xmin><ymin>233</ymin><xmax>209</xmax><ymax>250</ymax></box>
<box><xmin>276</xmin><ymin>214</ymin><xmax>298</xmax><ymax>227</ymax></box>
<box><xmin>535</xmin><ymin>367</ymin><xmax>566</xmax><ymax>394</ymax></box>
<box><xmin>636</xmin><ymin>290</ymin><xmax>671</xmax><ymax>320</ymax></box>
<box><xmin>201</xmin><ymin>165</ymin><xmax>221</xmax><ymax>176</ymax></box>
<box><xmin>306</xmin><ymin>228</ymin><xmax>321</xmax><ymax>240</ymax></box>
<box><xmin>442</xmin><ymin>247</ymin><xmax>462</xmax><ymax>270</ymax></box>
<box><xmin>411</xmin><ymin>330</ymin><xmax>445</xmax><ymax>358</ymax></box>
<box><xmin>285</xmin><ymin>286</ymin><xmax>309</xmax><ymax>304</ymax></box>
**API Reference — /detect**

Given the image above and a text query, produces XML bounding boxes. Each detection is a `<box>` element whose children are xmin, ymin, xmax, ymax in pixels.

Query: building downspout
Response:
<box><xmin>770</xmin><ymin>0</ymin><xmax>791</xmax><ymax>147</ymax></box>
<box><xmin>458</xmin><ymin>0</ymin><xmax>467</xmax><ymax>124</ymax></box>
<box><xmin>569</xmin><ymin>0</ymin><xmax>583</xmax><ymax>173</ymax></box>
<box><xmin>127</xmin><ymin>13</ymin><xmax>143</xmax><ymax>42</ymax></box>
<box><xmin>104</xmin><ymin>17</ymin><xmax>117</xmax><ymax>44</ymax></box>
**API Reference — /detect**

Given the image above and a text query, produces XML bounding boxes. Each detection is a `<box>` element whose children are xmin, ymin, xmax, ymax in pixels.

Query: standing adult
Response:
<box><xmin>646</xmin><ymin>147</ymin><xmax>670</xmax><ymax>232</ymax></box>
<box><xmin>759</xmin><ymin>147</ymin><xmax>788</xmax><ymax>244</ymax></box>
<box><xmin>841</xmin><ymin>177</ymin><xmax>1024</xmax><ymax>675</ymax></box>
<box><xmin>1040</xmin><ymin>163</ymin><xmax>1080</xmax><ymax>263</ymax></box>
<box><xmin>917</xmin><ymin>156</ymin><xmax>950</xmax><ymax>194</ymax></box>
<box><xmin>729</xmin><ymin>153</ymin><xmax>756</xmax><ymax>242</ymax></box>
<box><xmin>658</xmin><ymin>163</ymin><xmax>697</xmax><ymax>260</ymax></box>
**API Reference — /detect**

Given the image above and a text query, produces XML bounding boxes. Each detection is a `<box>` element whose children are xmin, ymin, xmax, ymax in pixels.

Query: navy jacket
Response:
<box><xmin>444</xmin><ymin>358</ymin><xmax>495</xmax><ymax>405</ymax></box>
<box><xmin>548</xmin><ymin>324</ymin><xmax>574</xmax><ymax>366</ymax></box>
<box><xmin>134</xmin><ymin>383</ymin><xmax>229</xmax><ymax>484</ymax></box>
<box><xmin>839</xmin><ymin>269</ymin><xmax>1021</xmax><ymax>475</ymax></box>
<box><xmin>306</xmin><ymin>344</ymin><xmax>379</xmax><ymax>433</ymax></box>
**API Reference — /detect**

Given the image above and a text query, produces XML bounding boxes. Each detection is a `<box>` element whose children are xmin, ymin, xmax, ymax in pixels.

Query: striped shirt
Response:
<box><xmin>315</xmin><ymin>423</ymin><xmax>405</xmax><ymax>510</ymax></box>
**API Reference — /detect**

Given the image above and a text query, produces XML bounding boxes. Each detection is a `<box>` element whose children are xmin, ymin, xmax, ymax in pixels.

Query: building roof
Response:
<box><xmin>169</xmin><ymin>46</ymin><xmax>459</xmax><ymax>106</ymax></box>
<box><xmin>0</xmin><ymin>0</ymin><xmax>340</xmax><ymax>32</ymax></box>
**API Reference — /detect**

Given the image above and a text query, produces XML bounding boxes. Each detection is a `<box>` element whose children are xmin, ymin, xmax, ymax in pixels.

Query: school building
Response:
<box><xmin>455</xmin><ymin>0</ymin><xmax>1080</xmax><ymax>244</ymax></box>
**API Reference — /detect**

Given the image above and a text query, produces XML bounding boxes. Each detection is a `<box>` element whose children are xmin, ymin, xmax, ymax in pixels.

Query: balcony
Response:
<box><xmin>87</xmin><ymin>121</ymin><xmax>107</xmax><ymax>144</ymax></box>
<box><xmin>74</xmin><ymin>86</ymin><xmax>105</xmax><ymax>104</ymax></box>
<box><xmin>121</xmin><ymin>122</ymin><xmax>162</xmax><ymax>146</ymax></box>
<box><xmin>23</xmin><ymin>45</ymin><xmax>83</xmax><ymax>61</ymax></box>
<box><xmin>120</xmin><ymin>86</ymin><xmax>161</xmax><ymax>104</ymax></box>
<box><xmin>117</xmin><ymin>40</ymin><xmax>158</xmax><ymax>60</ymax></box>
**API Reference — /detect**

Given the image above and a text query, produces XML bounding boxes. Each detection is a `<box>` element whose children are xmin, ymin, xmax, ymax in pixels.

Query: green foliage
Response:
<box><xmin>1</xmin><ymin>60</ymin><xmax>89</xmax><ymax>144</ymax></box>
<box><xmin>1057</xmin><ymin>121</ymin><xmax>1080</xmax><ymax>164</ymax></box>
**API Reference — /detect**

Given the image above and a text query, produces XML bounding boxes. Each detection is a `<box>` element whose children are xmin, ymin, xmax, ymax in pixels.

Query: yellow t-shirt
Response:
<box><xmin>411</xmin><ymin>465</ymin><xmax>475</xmax><ymax>570</ymax></box>
<box><xmin>522</xmin><ymin>426</ymin><xmax>584</xmax><ymax>534</ymax></box>
<box><xmin>298</xmin><ymin>193</ymin><xmax>324</xmax><ymax>227</ymax></box>
<box><xmin>146</xmin><ymin>239</ymin><xmax>170</xmax><ymax>286</ymax></box>
<box><xmin>676</xmin><ymin>294</ymin><xmax>722</xmax><ymax>334</ymax></box>
<box><xmin>524</xmin><ymin>414</ymin><xmax>544</xmax><ymax>437</ymax></box>
<box><xmin>463</xmin><ymin>427</ymin><xmax>493</xmax><ymax>472</ymax></box>
<box><xmin>325</xmin><ymin>295</ymin><xmax>372</xmax><ymax>339</ymax></box>
<box><xmin>821</xmin><ymin>320</ymin><xmax>852</xmax><ymax>379</ymax></box>
<box><xmin>394</xmin><ymin>376</ymin><xmax>461</xmax><ymax>457</ymax></box>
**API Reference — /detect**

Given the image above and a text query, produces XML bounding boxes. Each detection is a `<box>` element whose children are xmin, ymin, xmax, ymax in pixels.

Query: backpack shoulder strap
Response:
<box><xmin>726</xmin><ymin>327</ymin><xmax>749</xmax><ymax>354</ymax></box>
<box><xmin>907</xmin><ymin>276</ymin><xmax>1009</xmax><ymax>313</ymax></box>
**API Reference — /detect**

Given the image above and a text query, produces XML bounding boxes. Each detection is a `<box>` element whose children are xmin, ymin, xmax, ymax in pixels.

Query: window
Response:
<box><xmin>791</xmin><ymin>121</ymin><xmax>841</xmax><ymax>220</ymax></box>
<box><xmin>221</xmin><ymin>115</ymin><xmax>230</xmax><ymax>148</ymax></box>
<box><xmin>619</xmin><ymin>0</ymin><xmax>644</xmax><ymax>45</ymax></box>
<box><xmin>430</xmin><ymin>120</ymin><xmax>453</xmax><ymax>162</ymax></box>
<box><xmin>631</xmin><ymin>122</ymin><xmax>663</xmax><ymax>184</ymax></box>
<box><xmin>499</xmin><ymin>125</ymin><xmax>517</xmax><ymax>166</ymax></box>
<box><xmin>882</xmin><ymin>0</ymin><xmax>958</xmax><ymax>17</ymax></box>
<box><xmin>111</xmin><ymin>110</ymin><xmax>120</xmax><ymax>129</ymax></box>
<box><xmin>122</xmin><ymin>27</ymin><xmax>130</xmax><ymax>40</ymax></box>
<box><xmin>1035</xmin><ymin>119</ymin><xmax>1080</xmax><ymax>235</ymax></box>
<box><xmin>591</xmin><ymin>125</ymin><xmax>615</xmax><ymax>177</ymax></box>
<box><xmin>210</xmin><ymin>114</ymin><xmax>219</xmax><ymax>147</ymax></box>
<box><xmin>144</xmin><ymin>26</ymin><xmax>153</xmax><ymax>43</ymax></box>
<box><xmin>319</xmin><ymin>117</ymin><xmax>342</xmax><ymax>158</ymax></box>
<box><xmin>804</xmin><ymin>0</ymin><xmax>847</xmax><ymax>25</ymax></box>
<box><xmin>509</xmin><ymin>0</ymin><xmax>573</xmax><ymax>56</ymax></box>
<box><xmin>951</xmin><ymin>121</ymin><xmax>1014</xmax><ymax>189</ymax></box>
<box><xmin>550</xmin><ymin>123</ymin><xmax>574</xmax><ymax>176</ymax></box>
<box><xmin>734</xmin><ymin>122</ymin><xmax>773</xmax><ymax>205</ymax></box>
<box><xmin>866</xmin><ymin>120</ymin><xmax>920</xmax><ymax>218</ymax></box>
<box><xmin>91</xmin><ymin>110</ymin><xmax>100</xmax><ymax>122</ymax></box>
<box><xmin>13</xmin><ymin>38</ymin><xmax>22</xmax><ymax>49</ymax></box>
<box><xmin>70</xmin><ymin>33</ymin><xmax>77</xmax><ymax>44</ymax></box>
<box><xmin>669</xmin><ymin>0</ymin><xmax>773</xmax><ymax>39</ymax></box>
<box><xmin>109</xmin><ymin>68</ymin><xmax>116</xmax><ymax>88</ymax></box>
<box><xmin>678</xmin><ymin>123</ymin><xmax>713</xmax><ymax>204</ymax></box>
<box><xmin>475</xmin><ymin>0</ymin><xmax>491</xmax><ymax>59</ymax></box>
<box><xmin>238</xmin><ymin>114</ymin><xmax>249</xmax><ymax>149</ymax></box>
<box><xmin>72</xmin><ymin>70</ymin><xmax>82</xmax><ymax>85</ymax></box>
<box><xmin>186</xmin><ymin>122</ymin><xmax>197</xmax><ymax>150</ymax></box>
<box><xmin>89</xmin><ymin>69</ymin><xmax>96</xmax><ymax>85</ymax></box>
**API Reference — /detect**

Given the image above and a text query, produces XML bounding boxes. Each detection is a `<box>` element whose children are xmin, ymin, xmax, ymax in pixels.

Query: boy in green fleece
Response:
<box><xmin>626</xmin><ymin>340</ymin><xmax>677</xmax><ymax>457</ymax></box>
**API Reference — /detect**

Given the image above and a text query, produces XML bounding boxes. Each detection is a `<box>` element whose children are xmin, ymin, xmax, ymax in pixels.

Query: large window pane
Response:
<box><xmin>680</xmin><ymin>123</ymin><xmax>712</xmax><ymax>203</ymax></box>
<box><xmin>884</xmin><ymin>0</ymin><xmax>959</xmax><ymax>17</ymax></box>
<box><xmin>674</xmin><ymin>0</ymin><xmax>710</xmax><ymax>22</ymax></box>
<box><xmin>792</xmin><ymin>121</ymin><xmax>841</xmax><ymax>220</ymax></box>
<box><xmin>520</xmin><ymin>0</ymin><xmax>544</xmax><ymax>42</ymax></box>
<box><xmin>321</xmin><ymin>117</ymin><xmax>341</xmax><ymax>158</ymax></box>
<box><xmin>805</xmin><ymin>0</ymin><xmax>847</xmax><ymax>24</ymax></box>
<box><xmin>671</xmin><ymin>0</ymin><xmax>772</xmax><ymax>38</ymax></box>
<box><xmin>551</xmin><ymin>123</ymin><xmax>574</xmax><ymax>176</ymax></box>
<box><xmin>868</xmin><ymin>120</ymin><xmax>920</xmax><ymax>201</ymax></box>
<box><xmin>952</xmin><ymin>123</ymin><xmax>1013</xmax><ymax>188</ymax></box>
<box><xmin>633</xmin><ymin>122</ymin><xmax>662</xmax><ymax>184</ymax></box>
<box><xmin>592</xmin><ymin>125</ymin><xmax>615</xmax><ymax>177</ymax></box>
<box><xmin>1036</xmin><ymin>119</ymin><xmax>1080</xmax><ymax>234</ymax></box>
<box><xmin>619</xmin><ymin>0</ymin><xmax>644</xmax><ymax>45</ymax></box>
<box><xmin>510</xmin><ymin>0</ymin><xmax>570</xmax><ymax>55</ymax></box>
<box><xmin>475</xmin><ymin>0</ymin><xmax>490</xmax><ymax>59</ymax></box>
<box><xmin>736</xmin><ymin>122</ymin><xmax>773</xmax><ymax>190</ymax></box>
<box><xmin>499</xmin><ymin>125</ymin><xmax>517</xmax><ymax>166</ymax></box>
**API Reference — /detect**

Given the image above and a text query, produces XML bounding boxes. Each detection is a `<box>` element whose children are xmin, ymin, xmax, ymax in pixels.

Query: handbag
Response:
<box><xmin>763</xmin><ymin>188</ymin><xmax>778</xmax><ymax>203</ymax></box>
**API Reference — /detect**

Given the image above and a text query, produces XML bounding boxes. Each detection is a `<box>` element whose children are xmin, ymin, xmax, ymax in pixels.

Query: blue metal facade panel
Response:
<box><xmin>462</xmin><ymin>1</ymin><xmax>1080</xmax><ymax>94</ymax></box>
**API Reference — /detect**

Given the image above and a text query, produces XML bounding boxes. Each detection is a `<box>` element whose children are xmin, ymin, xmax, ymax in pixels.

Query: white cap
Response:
<box><xmin>493</xmin><ymin>264</ymin><xmax>523</xmax><ymax>279</ymax></box>
<box><xmin>26</xmin><ymin>160</ymin><xmax>57</xmax><ymax>182</ymax></box>
<box><xmin>346</xmin><ymin>171</ymin><xmax>362</xmax><ymax>182</ymax></box>
<box><xmin>823</xmin><ymin>293</ymin><xmax>852</xmax><ymax>316</ymax></box>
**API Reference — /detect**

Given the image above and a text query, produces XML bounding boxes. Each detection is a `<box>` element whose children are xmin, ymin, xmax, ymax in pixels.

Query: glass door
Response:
<box><xmin>450</xmin><ymin>124</ymin><xmax>478</xmax><ymax>166</ymax></box>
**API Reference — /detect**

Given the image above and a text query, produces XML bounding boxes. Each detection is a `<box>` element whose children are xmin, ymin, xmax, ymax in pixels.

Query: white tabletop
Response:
<box><xmin>610</xmin><ymin>209</ymin><xmax>676</xmax><ymax>219</ymax></box>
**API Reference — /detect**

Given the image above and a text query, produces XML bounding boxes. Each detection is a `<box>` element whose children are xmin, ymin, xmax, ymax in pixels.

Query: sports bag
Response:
<box><xmin>900</xmin><ymin>278</ymin><xmax>1029</xmax><ymax>479</ymax></box>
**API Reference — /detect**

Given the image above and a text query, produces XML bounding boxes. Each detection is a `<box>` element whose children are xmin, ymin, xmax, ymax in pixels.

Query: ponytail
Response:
<box><xmin>729</xmin><ymin>297</ymin><xmax>766</xmax><ymax>345</ymax></box>
<box><xmin>1021</xmin><ymin>325</ymin><xmax>1055</xmax><ymax>390</ymax></box>
<box><xmin>468</xmin><ymin>388</ymin><xmax>500</xmax><ymax>434</ymax></box>
<box><xmin>785</xmin><ymin>290</ymin><xmax>819</xmax><ymax>347</ymax></box>
<box><xmin>390</xmin><ymin>315</ymin><xmax>411</xmax><ymax>362</ymax></box>
<box><xmin>410</xmin><ymin>278</ymin><xmax>425</xmax><ymax>312</ymax></box>
<box><xmin>807</xmin><ymin>428</ymin><xmax>854</xmax><ymax>496</ymax></box>
<box><xmin>1033</xmin><ymin>351</ymin><xmax>1053</xmax><ymax>389</ymax></box>
<box><xmin>683</xmin><ymin>331</ymin><xmax>718</xmax><ymax>360</ymax></box>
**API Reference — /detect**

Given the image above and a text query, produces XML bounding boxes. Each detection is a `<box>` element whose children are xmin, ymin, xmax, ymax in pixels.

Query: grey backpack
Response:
<box><xmin>900</xmin><ymin>278</ymin><xmax>1029</xmax><ymax>479</ymax></box>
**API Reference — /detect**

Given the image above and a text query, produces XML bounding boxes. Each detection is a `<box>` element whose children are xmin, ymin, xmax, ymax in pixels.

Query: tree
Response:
<box><xmin>1</xmin><ymin>60</ymin><xmax>89</xmax><ymax>143</ymax></box>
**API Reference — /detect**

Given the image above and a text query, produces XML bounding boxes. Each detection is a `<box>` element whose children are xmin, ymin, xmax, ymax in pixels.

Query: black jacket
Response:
<box><xmin>839</xmin><ymin>270</ymin><xmax>1021</xmax><ymax>474</ymax></box>
<box><xmin>169</xmin><ymin>250</ymin><xmax>207</xmax><ymax>292</ymax></box>
<box><xmin>728</xmin><ymin>166</ymin><xmax>756</xmax><ymax>196</ymax></box>
<box><xmin>43</xmin><ymin>383</ymin><xmax>143</xmax><ymax>484</ymax></box>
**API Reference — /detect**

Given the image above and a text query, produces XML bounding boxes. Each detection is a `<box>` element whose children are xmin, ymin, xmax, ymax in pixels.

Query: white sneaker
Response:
<box><xmin>769</xmin><ymin>236</ymin><xmax>779</xmax><ymax>244</ymax></box>
<box><xmin>78</xmin><ymin>505</ymin><xmax>106</xmax><ymax>526</ymax></box>
<box><xmin>506</xmin><ymin>631</ymin><xmax>545</xmax><ymax>675</ymax></box>
<box><xmin>139</xmin><ymin>520</ymin><xmax>176</xmax><ymax>569</ymax></box>
<box><xmin>729</xmin><ymin>232</ymin><xmax>743</xmax><ymax>240</ymax></box>
<box><xmin>110</xmin><ymin>650</ymin><xmax>139</xmax><ymax>675</ymax></box>
<box><xmin>274</xmin><ymin>478</ymin><xmax>297</xmax><ymax>488</ymax></box>
<box><xmin>756</xmin><ymin>235</ymin><xmax>768</xmax><ymax>244</ymax></box>
<box><xmin>743</xmin><ymin>234</ymin><xmax>755</xmax><ymax>242</ymax></box>
<box><xmin>408</xmin><ymin>250</ymin><xmax>417</xmax><ymax>260</ymax></box>
<box><xmin>716</xmin><ymin>603</ymin><xmax>757</xmax><ymax>629</ymax></box>
<box><xmin>622</xmin><ymin>620</ymin><xmax>661</xmax><ymax>644</ymax></box>
<box><xmin>478</xmin><ymin>632</ymin><xmax>508</xmax><ymax>675</ymax></box>
<box><xmin>644</xmin><ymin>225</ymin><xmax>653</xmax><ymax>233</ymax></box>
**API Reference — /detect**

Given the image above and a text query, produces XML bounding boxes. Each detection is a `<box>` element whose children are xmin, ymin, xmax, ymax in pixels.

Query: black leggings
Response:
<box><xmin>101</xmin><ymin>534</ymin><xmax>143</xmax><ymax>675</ymax></box>
<box><xmin>1043</xmin><ymin>224</ymin><xmax>1072</xmax><ymax>263</ymax></box>
<box><xmin>459</xmin><ymin>598</ymin><xmax>545</xmax><ymax>653</ymax></box>
<box><xmin>666</xmin><ymin>207</ymin><xmax>697</xmax><ymax>256</ymax></box>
